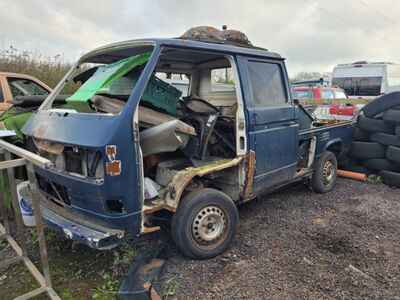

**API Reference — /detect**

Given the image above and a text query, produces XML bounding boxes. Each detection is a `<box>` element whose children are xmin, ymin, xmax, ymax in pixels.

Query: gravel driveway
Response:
<box><xmin>160</xmin><ymin>178</ymin><xmax>400</xmax><ymax>299</ymax></box>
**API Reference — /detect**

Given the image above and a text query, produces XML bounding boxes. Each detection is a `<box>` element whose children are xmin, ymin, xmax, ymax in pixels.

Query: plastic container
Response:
<box><xmin>142</xmin><ymin>76</ymin><xmax>182</xmax><ymax>116</ymax></box>
<box><xmin>16</xmin><ymin>181</ymin><xmax>35</xmax><ymax>227</ymax></box>
<box><xmin>107</xmin><ymin>73</ymin><xmax>182</xmax><ymax>116</ymax></box>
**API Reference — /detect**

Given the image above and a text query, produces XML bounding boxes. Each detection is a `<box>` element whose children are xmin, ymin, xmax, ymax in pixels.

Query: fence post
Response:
<box><xmin>26</xmin><ymin>162</ymin><xmax>52</xmax><ymax>287</ymax></box>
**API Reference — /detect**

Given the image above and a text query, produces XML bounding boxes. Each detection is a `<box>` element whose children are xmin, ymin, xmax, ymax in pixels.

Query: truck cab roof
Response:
<box><xmin>80</xmin><ymin>38</ymin><xmax>283</xmax><ymax>64</ymax></box>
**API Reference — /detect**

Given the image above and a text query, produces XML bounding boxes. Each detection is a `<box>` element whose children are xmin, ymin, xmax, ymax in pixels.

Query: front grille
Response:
<box><xmin>37</xmin><ymin>174</ymin><xmax>71</xmax><ymax>205</ymax></box>
<box><xmin>64</xmin><ymin>149</ymin><xmax>83</xmax><ymax>174</ymax></box>
<box><xmin>31</xmin><ymin>137</ymin><xmax>104</xmax><ymax>179</ymax></box>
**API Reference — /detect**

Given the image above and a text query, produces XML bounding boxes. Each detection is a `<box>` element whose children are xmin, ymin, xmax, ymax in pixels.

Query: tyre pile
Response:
<box><xmin>347</xmin><ymin>91</ymin><xmax>400</xmax><ymax>187</ymax></box>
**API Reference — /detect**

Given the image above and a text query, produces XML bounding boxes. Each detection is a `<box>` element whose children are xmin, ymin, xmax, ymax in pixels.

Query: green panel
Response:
<box><xmin>67</xmin><ymin>52</ymin><xmax>151</xmax><ymax>102</ymax></box>
<box><xmin>0</xmin><ymin>109</ymin><xmax>32</xmax><ymax>144</ymax></box>
<box><xmin>67</xmin><ymin>51</ymin><xmax>182</xmax><ymax>116</ymax></box>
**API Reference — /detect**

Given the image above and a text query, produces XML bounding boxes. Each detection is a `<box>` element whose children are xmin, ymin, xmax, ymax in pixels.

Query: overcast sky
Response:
<box><xmin>0</xmin><ymin>0</ymin><xmax>399</xmax><ymax>76</ymax></box>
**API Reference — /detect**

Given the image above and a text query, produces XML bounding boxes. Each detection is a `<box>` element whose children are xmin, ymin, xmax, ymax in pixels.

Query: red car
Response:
<box><xmin>292</xmin><ymin>86</ymin><xmax>347</xmax><ymax>104</ymax></box>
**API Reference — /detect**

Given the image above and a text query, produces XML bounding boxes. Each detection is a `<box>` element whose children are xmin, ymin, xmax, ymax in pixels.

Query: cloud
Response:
<box><xmin>0</xmin><ymin>0</ymin><xmax>399</xmax><ymax>75</ymax></box>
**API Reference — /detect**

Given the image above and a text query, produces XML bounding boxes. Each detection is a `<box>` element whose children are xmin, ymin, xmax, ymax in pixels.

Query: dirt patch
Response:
<box><xmin>312</xmin><ymin>231</ymin><xmax>355</xmax><ymax>255</ymax></box>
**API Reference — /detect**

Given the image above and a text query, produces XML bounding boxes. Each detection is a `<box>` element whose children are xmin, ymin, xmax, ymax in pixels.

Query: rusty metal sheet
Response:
<box><xmin>33</xmin><ymin>138</ymin><xmax>64</xmax><ymax>155</ymax></box>
<box><xmin>241</xmin><ymin>150</ymin><xmax>256</xmax><ymax>200</ymax></box>
<box><xmin>166</xmin><ymin>156</ymin><xmax>244</xmax><ymax>208</ymax></box>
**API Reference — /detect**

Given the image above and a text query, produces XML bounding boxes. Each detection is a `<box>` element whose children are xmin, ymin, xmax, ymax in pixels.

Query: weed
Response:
<box><xmin>367</xmin><ymin>174</ymin><xmax>382</xmax><ymax>184</ymax></box>
<box><xmin>162</xmin><ymin>276</ymin><xmax>179</xmax><ymax>299</ymax></box>
<box><xmin>92</xmin><ymin>273</ymin><xmax>119</xmax><ymax>300</ymax></box>
<box><xmin>30</xmin><ymin>229</ymin><xmax>38</xmax><ymax>245</ymax></box>
<box><xmin>111</xmin><ymin>241</ymin><xmax>137</xmax><ymax>276</ymax></box>
<box><xmin>0</xmin><ymin>238</ymin><xmax>8</xmax><ymax>251</ymax></box>
<box><xmin>60</xmin><ymin>288</ymin><xmax>75</xmax><ymax>300</ymax></box>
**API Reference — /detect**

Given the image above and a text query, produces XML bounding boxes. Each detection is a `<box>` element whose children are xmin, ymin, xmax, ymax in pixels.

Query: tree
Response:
<box><xmin>290</xmin><ymin>72</ymin><xmax>324</xmax><ymax>83</ymax></box>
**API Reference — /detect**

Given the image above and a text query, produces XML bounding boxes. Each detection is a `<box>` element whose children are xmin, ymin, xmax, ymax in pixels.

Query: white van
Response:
<box><xmin>332</xmin><ymin>61</ymin><xmax>400</xmax><ymax>99</ymax></box>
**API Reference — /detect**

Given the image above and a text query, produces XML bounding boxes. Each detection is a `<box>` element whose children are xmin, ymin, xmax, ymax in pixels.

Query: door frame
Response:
<box><xmin>236</xmin><ymin>55</ymin><xmax>299</xmax><ymax>191</ymax></box>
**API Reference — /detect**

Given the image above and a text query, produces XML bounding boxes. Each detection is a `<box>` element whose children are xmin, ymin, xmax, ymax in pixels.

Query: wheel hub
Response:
<box><xmin>322</xmin><ymin>160</ymin><xmax>334</xmax><ymax>185</ymax></box>
<box><xmin>192</xmin><ymin>206</ymin><xmax>226</xmax><ymax>244</ymax></box>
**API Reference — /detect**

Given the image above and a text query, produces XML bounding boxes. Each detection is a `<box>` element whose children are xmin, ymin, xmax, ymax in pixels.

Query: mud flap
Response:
<box><xmin>118</xmin><ymin>245</ymin><xmax>166</xmax><ymax>300</ymax></box>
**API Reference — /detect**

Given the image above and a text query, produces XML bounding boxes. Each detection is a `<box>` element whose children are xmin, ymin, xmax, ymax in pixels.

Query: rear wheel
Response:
<box><xmin>171</xmin><ymin>188</ymin><xmax>239</xmax><ymax>259</ymax></box>
<box><xmin>311</xmin><ymin>151</ymin><xmax>337</xmax><ymax>193</ymax></box>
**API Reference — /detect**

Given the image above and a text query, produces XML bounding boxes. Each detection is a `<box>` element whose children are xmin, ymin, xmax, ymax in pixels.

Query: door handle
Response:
<box><xmin>276</xmin><ymin>121</ymin><xmax>297</xmax><ymax>127</ymax></box>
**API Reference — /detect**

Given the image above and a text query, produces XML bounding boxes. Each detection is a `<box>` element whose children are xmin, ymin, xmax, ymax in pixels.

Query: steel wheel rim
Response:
<box><xmin>323</xmin><ymin>160</ymin><xmax>335</xmax><ymax>185</ymax></box>
<box><xmin>192</xmin><ymin>205</ymin><xmax>226</xmax><ymax>244</ymax></box>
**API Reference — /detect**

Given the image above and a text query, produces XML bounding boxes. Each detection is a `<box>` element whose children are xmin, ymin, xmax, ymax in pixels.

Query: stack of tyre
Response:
<box><xmin>348</xmin><ymin>92</ymin><xmax>400</xmax><ymax>187</ymax></box>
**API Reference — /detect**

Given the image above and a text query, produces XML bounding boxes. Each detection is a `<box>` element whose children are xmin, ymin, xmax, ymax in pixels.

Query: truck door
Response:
<box><xmin>238</xmin><ymin>56</ymin><xmax>299</xmax><ymax>192</ymax></box>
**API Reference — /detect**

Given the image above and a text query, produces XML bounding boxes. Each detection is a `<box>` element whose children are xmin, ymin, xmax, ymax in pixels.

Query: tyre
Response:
<box><xmin>363</xmin><ymin>158</ymin><xmax>400</xmax><ymax>172</ymax></box>
<box><xmin>370</xmin><ymin>132</ymin><xmax>400</xmax><ymax>147</ymax></box>
<box><xmin>352</xmin><ymin>126</ymin><xmax>370</xmax><ymax>142</ymax></box>
<box><xmin>383</xmin><ymin>109</ymin><xmax>400</xmax><ymax>124</ymax></box>
<box><xmin>311</xmin><ymin>151</ymin><xmax>337</xmax><ymax>193</ymax></box>
<box><xmin>171</xmin><ymin>188</ymin><xmax>239</xmax><ymax>259</ymax></box>
<box><xmin>386</xmin><ymin>145</ymin><xmax>400</xmax><ymax>164</ymax></box>
<box><xmin>358</xmin><ymin>115</ymin><xmax>394</xmax><ymax>134</ymax></box>
<box><xmin>344</xmin><ymin>164</ymin><xmax>371</xmax><ymax>174</ymax></box>
<box><xmin>339</xmin><ymin>157</ymin><xmax>370</xmax><ymax>174</ymax></box>
<box><xmin>380</xmin><ymin>170</ymin><xmax>400</xmax><ymax>188</ymax></box>
<box><xmin>349</xmin><ymin>141</ymin><xmax>386</xmax><ymax>159</ymax></box>
<box><xmin>362</xmin><ymin>91</ymin><xmax>400</xmax><ymax>117</ymax></box>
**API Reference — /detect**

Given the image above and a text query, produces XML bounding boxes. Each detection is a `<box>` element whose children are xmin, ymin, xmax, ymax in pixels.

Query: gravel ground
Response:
<box><xmin>1</xmin><ymin>178</ymin><xmax>399</xmax><ymax>299</ymax></box>
<box><xmin>160</xmin><ymin>178</ymin><xmax>400</xmax><ymax>299</ymax></box>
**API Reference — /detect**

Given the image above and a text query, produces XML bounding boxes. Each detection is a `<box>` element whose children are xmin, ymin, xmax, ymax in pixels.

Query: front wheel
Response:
<box><xmin>171</xmin><ymin>188</ymin><xmax>239</xmax><ymax>259</ymax></box>
<box><xmin>311</xmin><ymin>151</ymin><xmax>338</xmax><ymax>193</ymax></box>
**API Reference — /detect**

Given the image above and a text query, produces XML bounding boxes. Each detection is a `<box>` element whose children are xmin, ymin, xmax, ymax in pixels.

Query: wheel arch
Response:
<box><xmin>165</xmin><ymin>157</ymin><xmax>244</xmax><ymax>211</ymax></box>
<box><xmin>325</xmin><ymin>138</ymin><xmax>343</xmax><ymax>158</ymax></box>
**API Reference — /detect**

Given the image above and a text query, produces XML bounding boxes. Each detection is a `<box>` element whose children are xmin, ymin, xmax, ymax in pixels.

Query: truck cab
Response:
<box><xmin>22</xmin><ymin>33</ymin><xmax>353</xmax><ymax>259</ymax></box>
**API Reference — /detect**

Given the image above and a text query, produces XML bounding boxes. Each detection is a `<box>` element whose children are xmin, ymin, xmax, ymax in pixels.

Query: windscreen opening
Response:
<box><xmin>45</xmin><ymin>47</ymin><xmax>155</xmax><ymax>114</ymax></box>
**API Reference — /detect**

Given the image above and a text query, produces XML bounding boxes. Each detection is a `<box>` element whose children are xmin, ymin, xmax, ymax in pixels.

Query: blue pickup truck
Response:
<box><xmin>22</xmin><ymin>33</ymin><xmax>353</xmax><ymax>259</ymax></box>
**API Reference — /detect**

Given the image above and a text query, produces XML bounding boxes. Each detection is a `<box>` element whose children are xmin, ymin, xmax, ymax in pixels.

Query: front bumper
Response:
<box><xmin>41</xmin><ymin>202</ymin><xmax>125</xmax><ymax>250</ymax></box>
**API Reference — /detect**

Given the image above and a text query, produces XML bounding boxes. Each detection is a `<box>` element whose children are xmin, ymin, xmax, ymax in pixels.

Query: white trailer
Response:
<box><xmin>332</xmin><ymin>61</ymin><xmax>400</xmax><ymax>99</ymax></box>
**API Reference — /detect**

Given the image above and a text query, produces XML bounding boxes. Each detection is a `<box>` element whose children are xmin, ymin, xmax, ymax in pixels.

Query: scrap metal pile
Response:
<box><xmin>346</xmin><ymin>92</ymin><xmax>400</xmax><ymax>187</ymax></box>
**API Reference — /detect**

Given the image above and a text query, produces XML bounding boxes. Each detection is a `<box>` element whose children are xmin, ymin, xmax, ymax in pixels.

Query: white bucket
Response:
<box><xmin>16</xmin><ymin>181</ymin><xmax>35</xmax><ymax>227</ymax></box>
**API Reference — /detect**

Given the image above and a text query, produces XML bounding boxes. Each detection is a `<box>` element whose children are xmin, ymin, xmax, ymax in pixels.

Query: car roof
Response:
<box><xmin>0</xmin><ymin>72</ymin><xmax>52</xmax><ymax>90</ymax></box>
<box><xmin>0</xmin><ymin>71</ymin><xmax>36</xmax><ymax>78</ymax></box>
<box><xmin>80</xmin><ymin>38</ymin><xmax>283</xmax><ymax>64</ymax></box>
